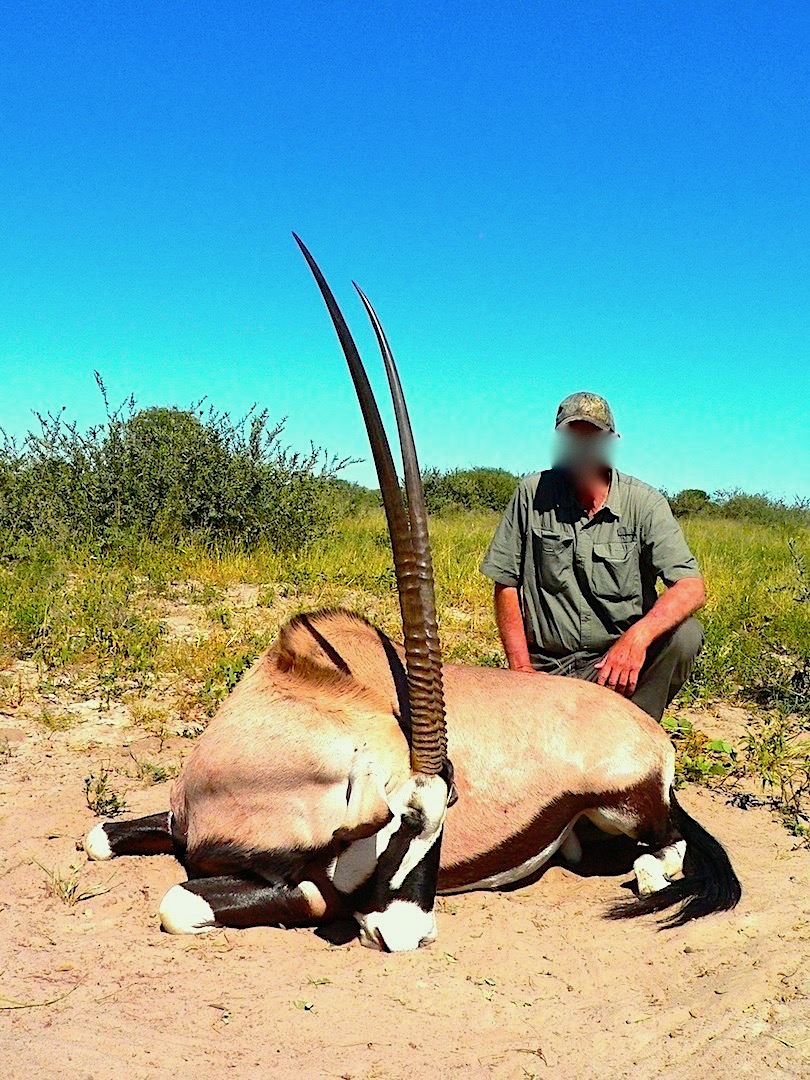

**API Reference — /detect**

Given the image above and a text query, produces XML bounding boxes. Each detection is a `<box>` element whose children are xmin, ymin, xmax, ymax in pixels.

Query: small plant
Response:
<box><xmin>84</xmin><ymin>768</ymin><xmax>127</xmax><ymax>816</ymax></box>
<box><xmin>37</xmin><ymin>861</ymin><xmax>113</xmax><ymax>906</ymax></box>
<box><xmin>198</xmin><ymin>647</ymin><xmax>259</xmax><ymax>714</ymax></box>
<box><xmin>36</xmin><ymin>706</ymin><xmax>74</xmax><ymax>732</ymax></box>
<box><xmin>662</xmin><ymin>715</ymin><xmax>737</xmax><ymax>786</ymax></box>
<box><xmin>205</xmin><ymin>604</ymin><xmax>232</xmax><ymax>629</ymax></box>
<box><xmin>0</xmin><ymin>672</ymin><xmax>24</xmax><ymax>708</ymax></box>
<box><xmin>128</xmin><ymin>702</ymin><xmax>172</xmax><ymax>748</ymax></box>
<box><xmin>0</xmin><ymin>735</ymin><xmax>11</xmax><ymax>764</ymax></box>
<box><xmin>741</xmin><ymin>713</ymin><xmax>810</xmax><ymax>838</ymax></box>
<box><xmin>131</xmin><ymin>755</ymin><xmax>179</xmax><ymax>785</ymax></box>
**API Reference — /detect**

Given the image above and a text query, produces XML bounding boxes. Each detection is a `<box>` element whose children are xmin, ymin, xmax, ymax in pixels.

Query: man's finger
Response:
<box><xmin>626</xmin><ymin>666</ymin><xmax>642</xmax><ymax>695</ymax></box>
<box><xmin>613</xmin><ymin>667</ymin><xmax>629</xmax><ymax>695</ymax></box>
<box><xmin>596</xmin><ymin>662</ymin><xmax>611</xmax><ymax>686</ymax></box>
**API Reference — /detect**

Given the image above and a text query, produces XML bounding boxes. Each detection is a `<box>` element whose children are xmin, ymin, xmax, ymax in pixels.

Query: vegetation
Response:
<box><xmin>84</xmin><ymin>768</ymin><xmax>128</xmax><ymax>817</ymax></box>
<box><xmin>0</xmin><ymin>392</ymin><xmax>806</xmax><ymax>834</ymax></box>
<box><xmin>0</xmin><ymin>375</ymin><xmax>352</xmax><ymax>550</ymax></box>
<box><xmin>422</xmin><ymin>466</ymin><xmax>519</xmax><ymax>514</ymax></box>
<box><xmin>36</xmin><ymin>861</ymin><xmax>113</xmax><ymax>906</ymax></box>
<box><xmin>668</xmin><ymin>487</ymin><xmax>810</xmax><ymax>528</ymax></box>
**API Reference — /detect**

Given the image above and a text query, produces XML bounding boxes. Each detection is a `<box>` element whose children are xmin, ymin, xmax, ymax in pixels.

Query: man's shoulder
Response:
<box><xmin>509</xmin><ymin>469</ymin><xmax>565</xmax><ymax>508</ymax></box>
<box><xmin>516</xmin><ymin>468</ymin><xmax>562</xmax><ymax>494</ymax></box>
<box><xmin>615</xmin><ymin>471</ymin><xmax>669</xmax><ymax>511</ymax></box>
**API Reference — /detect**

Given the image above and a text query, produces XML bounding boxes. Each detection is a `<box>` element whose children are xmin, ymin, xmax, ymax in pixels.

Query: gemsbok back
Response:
<box><xmin>84</xmin><ymin>236</ymin><xmax>741</xmax><ymax>951</ymax></box>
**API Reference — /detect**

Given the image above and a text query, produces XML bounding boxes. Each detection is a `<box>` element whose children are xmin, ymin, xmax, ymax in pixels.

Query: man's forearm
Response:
<box><xmin>630</xmin><ymin>576</ymin><xmax>706</xmax><ymax>648</ymax></box>
<box><xmin>494</xmin><ymin>584</ymin><xmax>534</xmax><ymax>671</ymax></box>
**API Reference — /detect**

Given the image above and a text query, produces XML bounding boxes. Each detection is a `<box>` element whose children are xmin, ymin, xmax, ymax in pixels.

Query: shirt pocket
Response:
<box><xmin>532</xmin><ymin>528</ymin><xmax>574</xmax><ymax>595</ymax></box>
<box><xmin>591</xmin><ymin>541</ymin><xmax>640</xmax><ymax>603</ymax></box>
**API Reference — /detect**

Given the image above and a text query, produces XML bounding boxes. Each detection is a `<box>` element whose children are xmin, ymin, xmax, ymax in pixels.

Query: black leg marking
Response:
<box><xmin>162</xmin><ymin>875</ymin><xmax>323</xmax><ymax>933</ymax></box>
<box><xmin>85</xmin><ymin>812</ymin><xmax>179</xmax><ymax>859</ymax></box>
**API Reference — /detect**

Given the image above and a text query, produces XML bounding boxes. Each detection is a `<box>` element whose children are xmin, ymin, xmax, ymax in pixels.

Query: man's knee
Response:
<box><xmin>666</xmin><ymin>616</ymin><xmax>704</xmax><ymax>663</ymax></box>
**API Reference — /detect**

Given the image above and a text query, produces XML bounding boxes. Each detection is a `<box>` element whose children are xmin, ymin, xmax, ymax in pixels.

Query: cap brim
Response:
<box><xmin>556</xmin><ymin>414</ymin><xmax>613</xmax><ymax>433</ymax></box>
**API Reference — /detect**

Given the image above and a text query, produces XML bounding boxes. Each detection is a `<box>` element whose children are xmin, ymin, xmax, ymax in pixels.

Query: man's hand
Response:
<box><xmin>509</xmin><ymin>662</ymin><xmax>538</xmax><ymax>674</ymax></box>
<box><xmin>594</xmin><ymin>627</ymin><xmax>649</xmax><ymax>697</ymax></box>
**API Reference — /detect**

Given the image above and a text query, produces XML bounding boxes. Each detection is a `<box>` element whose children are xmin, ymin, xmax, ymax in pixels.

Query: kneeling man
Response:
<box><xmin>481</xmin><ymin>392</ymin><xmax>705</xmax><ymax>721</ymax></box>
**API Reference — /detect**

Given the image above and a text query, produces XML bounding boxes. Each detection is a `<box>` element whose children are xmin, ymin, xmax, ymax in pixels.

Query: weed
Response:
<box><xmin>36</xmin><ymin>707</ymin><xmax>74</xmax><ymax>732</ymax></box>
<box><xmin>662</xmin><ymin>716</ymin><xmax>738</xmax><ymax>786</ymax></box>
<box><xmin>130</xmin><ymin>755</ymin><xmax>179</xmax><ymax>785</ymax></box>
<box><xmin>84</xmin><ymin>768</ymin><xmax>127</xmax><ymax>816</ymax></box>
<box><xmin>0</xmin><ymin>672</ymin><xmax>24</xmax><ymax>708</ymax></box>
<box><xmin>128</xmin><ymin>701</ymin><xmax>172</xmax><ymax>747</ymax></box>
<box><xmin>740</xmin><ymin>713</ymin><xmax>810</xmax><ymax>838</ymax></box>
<box><xmin>37</xmin><ymin>861</ymin><xmax>113</xmax><ymax>906</ymax></box>
<box><xmin>197</xmin><ymin>645</ymin><xmax>262</xmax><ymax>715</ymax></box>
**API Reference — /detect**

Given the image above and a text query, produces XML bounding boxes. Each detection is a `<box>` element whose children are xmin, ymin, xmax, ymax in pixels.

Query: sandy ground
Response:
<box><xmin>1</xmin><ymin>700</ymin><xmax>808</xmax><ymax>1080</ymax></box>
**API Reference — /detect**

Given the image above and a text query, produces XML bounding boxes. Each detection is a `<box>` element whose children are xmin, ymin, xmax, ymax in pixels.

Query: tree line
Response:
<box><xmin>0</xmin><ymin>385</ymin><xmax>805</xmax><ymax>549</ymax></box>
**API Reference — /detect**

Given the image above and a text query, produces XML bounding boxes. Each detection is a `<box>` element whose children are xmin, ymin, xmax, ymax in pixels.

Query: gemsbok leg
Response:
<box><xmin>85</xmin><ymin>812</ymin><xmax>177</xmax><ymax>860</ymax></box>
<box><xmin>158</xmin><ymin>875</ymin><xmax>338</xmax><ymax>935</ymax></box>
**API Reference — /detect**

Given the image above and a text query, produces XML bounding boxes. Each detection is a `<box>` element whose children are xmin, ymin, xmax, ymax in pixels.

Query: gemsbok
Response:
<box><xmin>84</xmin><ymin>236</ymin><xmax>741</xmax><ymax>951</ymax></box>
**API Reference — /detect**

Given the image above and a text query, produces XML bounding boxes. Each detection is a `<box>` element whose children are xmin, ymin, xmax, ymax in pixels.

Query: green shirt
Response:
<box><xmin>480</xmin><ymin>468</ymin><xmax>701</xmax><ymax>656</ymax></box>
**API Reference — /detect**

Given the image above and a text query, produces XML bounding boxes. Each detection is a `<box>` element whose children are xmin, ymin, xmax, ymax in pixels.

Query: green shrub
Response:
<box><xmin>0</xmin><ymin>375</ymin><xmax>351</xmax><ymax>551</ymax></box>
<box><xmin>668</xmin><ymin>486</ymin><xmax>809</xmax><ymax>528</ymax></box>
<box><xmin>422</xmin><ymin>466</ymin><xmax>519</xmax><ymax>515</ymax></box>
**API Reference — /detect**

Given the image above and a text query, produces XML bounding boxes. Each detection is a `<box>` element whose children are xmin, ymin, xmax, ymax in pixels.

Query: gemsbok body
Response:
<box><xmin>84</xmin><ymin>238</ymin><xmax>741</xmax><ymax>951</ymax></box>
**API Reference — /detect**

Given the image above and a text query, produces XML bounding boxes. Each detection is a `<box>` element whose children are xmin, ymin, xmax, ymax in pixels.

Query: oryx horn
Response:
<box><xmin>293</xmin><ymin>234</ymin><xmax>447</xmax><ymax>775</ymax></box>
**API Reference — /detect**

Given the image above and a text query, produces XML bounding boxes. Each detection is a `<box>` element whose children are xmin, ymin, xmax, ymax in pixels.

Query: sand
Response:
<box><xmin>1</xmin><ymin>704</ymin><xmax>808</xmax><ymax>1079</ymax></box>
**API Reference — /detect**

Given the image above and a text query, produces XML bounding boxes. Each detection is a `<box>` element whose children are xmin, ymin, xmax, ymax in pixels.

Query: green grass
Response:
<box><xmin>0</xmin><ymin>511</ymin><xmax>807</xmax><ymax>832</ymax></box>
<box><xmin>0</xmin><ymin>513</ymin><xmax>807</xmax><ymax>712</ymax></box>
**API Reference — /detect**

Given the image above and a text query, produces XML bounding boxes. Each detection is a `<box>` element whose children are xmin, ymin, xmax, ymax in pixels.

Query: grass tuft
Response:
<box><xmin>37</xmin><ymin>861</ymin><xmax>114</xmax><ymax>906</ymax></box>
<box><xmin>84</xmin><ymin>768</ymin><xmax>128</xmax><ymax>816</ymax></box>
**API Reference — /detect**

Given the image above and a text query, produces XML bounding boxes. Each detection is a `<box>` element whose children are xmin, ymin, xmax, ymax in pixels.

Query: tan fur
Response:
<box><xmin>171</xmin><ymin>611</ymin><xmax>672</xmax><ymax>888</ymax></box>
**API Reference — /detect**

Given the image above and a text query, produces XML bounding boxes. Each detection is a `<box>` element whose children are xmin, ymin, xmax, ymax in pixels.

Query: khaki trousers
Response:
<box><xmin>529</xmin><ymin>617</ymin><xmax>704</xmax><ymax>722</ymax></box>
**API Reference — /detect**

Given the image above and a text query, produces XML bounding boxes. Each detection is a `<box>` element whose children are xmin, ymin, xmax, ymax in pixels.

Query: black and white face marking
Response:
<box><xmin>352</xmin><ymin>773</ymin><xmax>448</xmax><ymax>952</ymax></box>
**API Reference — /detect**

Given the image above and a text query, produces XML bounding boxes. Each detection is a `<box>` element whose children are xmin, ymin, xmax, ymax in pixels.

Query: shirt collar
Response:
<box><xmin>557</xmin><ymin>467</ymin><xmax>622</xmax><ymax>520</ymax></box>
<box><xmin>601</xmin><ymin>470</ymin><xmax>622</xmax><ymax>519</ymax></box>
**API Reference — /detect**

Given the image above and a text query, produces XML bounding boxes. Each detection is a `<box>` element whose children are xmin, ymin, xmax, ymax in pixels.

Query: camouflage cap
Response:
<box><xmin>555</xmin><ymin>391</ymin><xmax>617</xmax><ymax>434</ymax></box>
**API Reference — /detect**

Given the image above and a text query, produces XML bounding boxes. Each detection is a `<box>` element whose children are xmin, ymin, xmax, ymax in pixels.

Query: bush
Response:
<box><xmin>668</xmin><ymin>487</ymin><xmax>809</xmax><ymax>528</ymax></box>
<box><xmin>0</xmin><ymin>375</ymin><xmax>352</xmax><ymax>551</ymax></box>
<box><xmin>422</xmin><ymin>466</ymin><xmax>518</xmax><ymax>515</ymax></box>
<box><xmin>669</xmin><ymin>489</ymin><xmax>713</xmax><ymax>516</ymax></box>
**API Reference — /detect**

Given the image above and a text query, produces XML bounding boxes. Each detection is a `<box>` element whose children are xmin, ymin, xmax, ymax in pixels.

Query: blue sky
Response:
<box><xmin>1</xmin><ymin>1</ymin><xmax>808</xmax><ymax>499</ymax></box>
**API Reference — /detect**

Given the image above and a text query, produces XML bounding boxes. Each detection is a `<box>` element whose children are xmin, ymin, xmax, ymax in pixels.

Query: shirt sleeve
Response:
<box><xmin>480</xmin><ymin>482</ymin><xmax>526</xmax><ymax>587</ymax></box>
<box><xmin>642</xmin><ymin>494</ymin><xmax>701</xmax><ymax>586</ymax></box>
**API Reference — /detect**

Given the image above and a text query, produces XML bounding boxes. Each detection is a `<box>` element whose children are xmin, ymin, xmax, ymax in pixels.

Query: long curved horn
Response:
<box><xmin>354</xmin><ymin>284</ymin><xmax>447</xmax><ymax>771</ymax></box>
<box><xmin>293</xmin><ymin>234</ymin><xmax>446</xmax><ymax>775</ymax></box>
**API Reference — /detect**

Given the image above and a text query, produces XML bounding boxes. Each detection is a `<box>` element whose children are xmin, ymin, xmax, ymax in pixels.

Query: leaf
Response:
<box><xmin>293</xmin><ymin>999</ymin><xmax>314</xmax><ymax>1011</ymax></box>
<box><xmin>706</xmin><ymin>739</ymin><xmax>733</xmax><ymax>754</ymax></box>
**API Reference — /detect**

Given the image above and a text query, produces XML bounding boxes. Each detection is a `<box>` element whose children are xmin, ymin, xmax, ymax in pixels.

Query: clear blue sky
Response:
<box><xmin>1</xmin><ymin>1</ymin><xmax>808</xmax><ymax>499</ymax></box>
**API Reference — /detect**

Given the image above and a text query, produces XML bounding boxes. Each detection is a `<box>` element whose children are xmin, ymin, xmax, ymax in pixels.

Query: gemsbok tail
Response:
<box><xmin>611</xmin><ymin>788</ymin><xmax>742</xmax><ymax>927</ymax></box>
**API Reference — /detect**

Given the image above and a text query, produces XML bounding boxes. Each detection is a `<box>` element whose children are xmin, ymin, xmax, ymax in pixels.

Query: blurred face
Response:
<box><xmin>554</xmin><ymin>420</ymin><xmax>615</xmax><ymax>475</ymax></box>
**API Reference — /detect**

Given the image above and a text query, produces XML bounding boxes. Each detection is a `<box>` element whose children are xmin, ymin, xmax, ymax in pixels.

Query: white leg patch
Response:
<box><xmin>634</xmin><ymin>839</ymin><xmax>687</xmax><ymax>895</ymax></box>
<box><xmin>561</xmin><ymin>828</ymin><xmax>582</xmax><ymax>865</ymax></box>
<box><xmin>159</xmin><ymin>885</ymin><xmax>218</xmax><ymax>935</ymax></box>
<box><xmin>84</xmin><ymin>823</ymin><xmax>113</xmax><ymax>861</ymax></box>
<box><xmin>634</xmin><ymin>853</ymin><xmax>670</xmax><ymax>895</ymax></box>
<box><xmin>357</xmin><ymin>900</ymin><xmax>438</xmax><ymax>952</ymax></box>
<box><xmin>658</xmin><ymin>839</ymin><xmax>686</xmax><ymax>879</ymax></box>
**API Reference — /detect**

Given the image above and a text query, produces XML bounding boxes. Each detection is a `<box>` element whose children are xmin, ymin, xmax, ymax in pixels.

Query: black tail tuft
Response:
<box><xmin>609</xmin><ymin>788</ymin><xmax>741</xmax><ymax>928</ymax></box>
